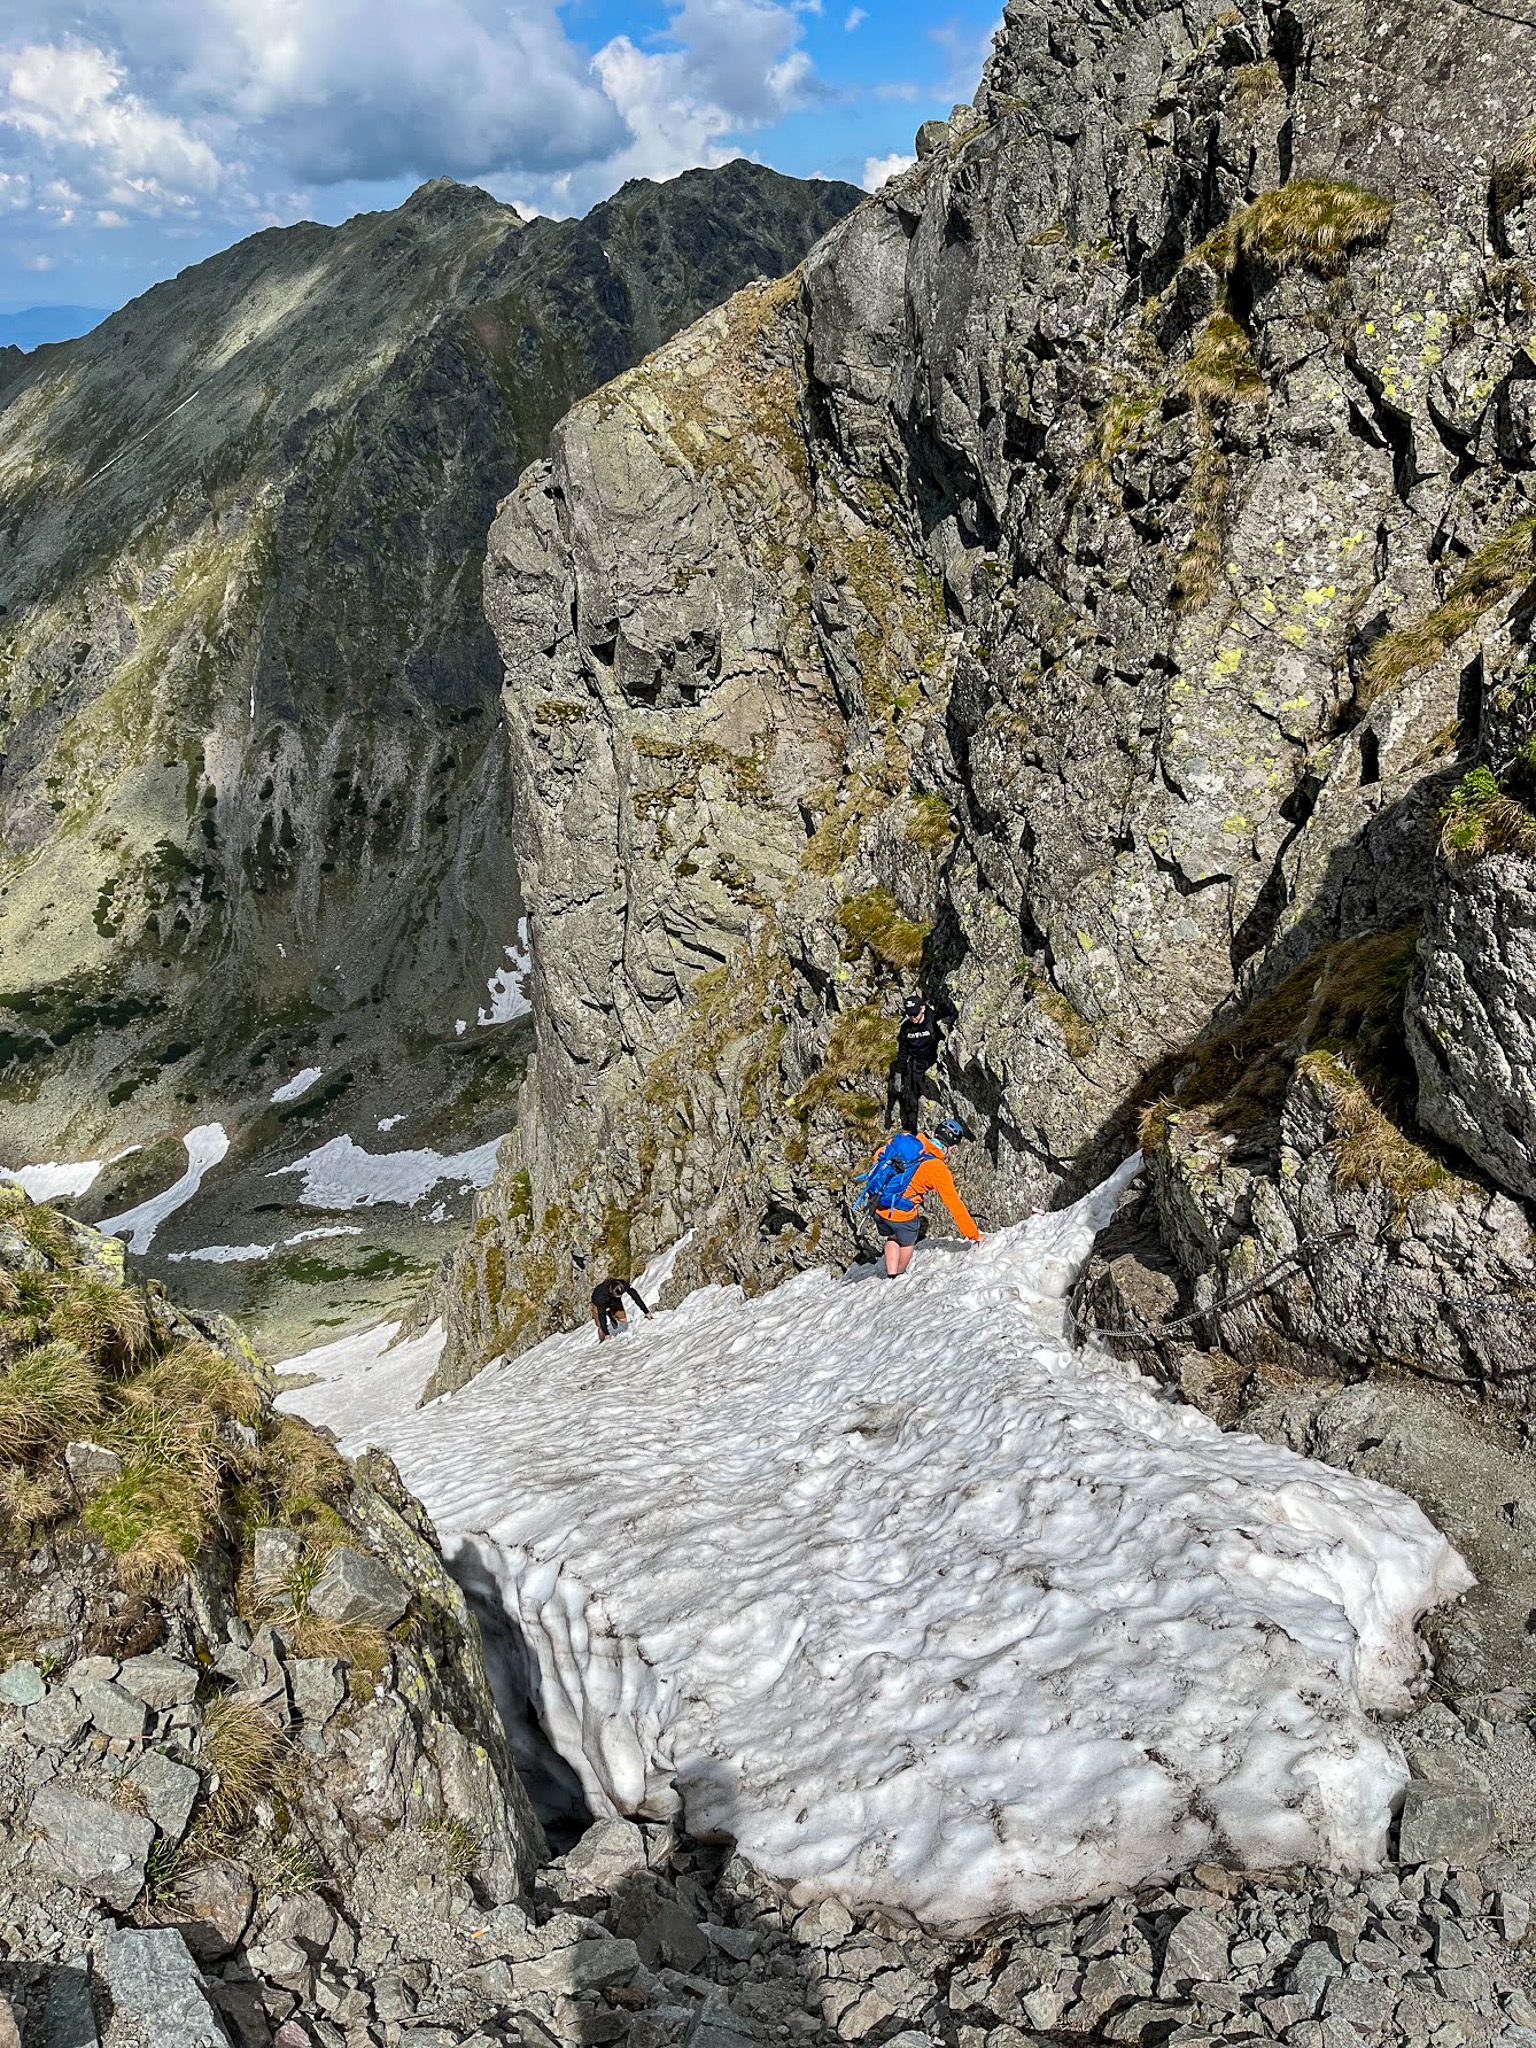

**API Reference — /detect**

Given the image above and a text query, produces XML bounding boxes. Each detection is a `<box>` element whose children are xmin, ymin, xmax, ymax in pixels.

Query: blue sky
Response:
<box><xmin>0</xmin><ymin>0</ymin><xmax>1001</xmax><ymax>317</ymax></box>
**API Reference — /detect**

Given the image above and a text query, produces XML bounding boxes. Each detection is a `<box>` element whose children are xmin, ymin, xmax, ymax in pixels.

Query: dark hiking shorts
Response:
<box><xmin>875</xmin><ymin>1212</ymin><xmax>922</xmax><ymax>1247</ymax></box>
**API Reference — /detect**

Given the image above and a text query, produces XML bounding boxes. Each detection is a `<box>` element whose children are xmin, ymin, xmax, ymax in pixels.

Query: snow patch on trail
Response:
<box><xmin>97</xmin><ymin>1125</ymin><xmax>230</xmax><ymax>1252</ymax></box>
<box><xmin>269</xmin><ymin>1134</ymin><xmax>503</xmax><ymax>1210</ymax></box>
<box><xmin>284</xmin><ymin>1159</ymin><xmax>1471</xmax><ymax>1930</ymax></box>
<box><xmin>636</xmin><ymin>1230</ymin><xmax>693</xmax><ymax>1303</ymax></box>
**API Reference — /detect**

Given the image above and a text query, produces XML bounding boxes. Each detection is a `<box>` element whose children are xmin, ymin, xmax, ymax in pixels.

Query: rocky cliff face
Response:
<box><xmin>443</xmin><ymin>0</ymin><xmax>1536</xmax><ymax>1392</ymax></box>
<box><xmin>0</xmin><ymin>165</ymin><xmax>858</xmax><ymax>1345</ymax></box>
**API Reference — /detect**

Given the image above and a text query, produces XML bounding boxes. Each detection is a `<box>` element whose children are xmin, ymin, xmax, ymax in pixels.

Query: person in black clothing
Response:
<box><xmin>889</xmin><ymin>993</ymin><xmax>941</xmax><ymax>1133</ymax></box>
<box><xmin>591</xmin><ymin>1276</ymin><xmax>652</xmax><ymax>1341</ymax></box>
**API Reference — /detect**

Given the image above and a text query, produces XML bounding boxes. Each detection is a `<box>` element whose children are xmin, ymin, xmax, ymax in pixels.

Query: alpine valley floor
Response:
<box><xmin>279</xmin><ymin>1161</ymin><xmax>1471</xmax><ymax>1932</ymax></box>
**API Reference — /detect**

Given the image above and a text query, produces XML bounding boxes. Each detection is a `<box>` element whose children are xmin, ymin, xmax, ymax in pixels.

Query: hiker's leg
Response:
<box><xmin>894</xmin><ymin>1241</ymin><xmax>917</xmax><ymax>1276</ymax></box>
<box><xmin>883</xmin><ymin>1237</ymin><xmax>902</xmax><ymax>1277</ymax></box>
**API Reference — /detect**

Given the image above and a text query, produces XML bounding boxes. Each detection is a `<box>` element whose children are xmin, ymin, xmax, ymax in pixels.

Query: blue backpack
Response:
<box><xmin>856</xmin><ymin>1133</ymin><xmax>927</xmax><ymax>1214</ymax></box>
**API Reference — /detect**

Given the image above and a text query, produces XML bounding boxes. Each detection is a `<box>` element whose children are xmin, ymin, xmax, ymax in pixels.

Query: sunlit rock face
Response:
<box><xmin>444</xmin><ymin>0</ymin><xmax>1536</xmax><ymax>1402</ymax></box>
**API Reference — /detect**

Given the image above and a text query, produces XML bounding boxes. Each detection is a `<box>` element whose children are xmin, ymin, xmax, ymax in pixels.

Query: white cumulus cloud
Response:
<box><xmin>1</xmin><ymin>39</ymin><xmax>228</xmax><ymax>219</ymax></box>
<box><xmin>862</xmin><ymin>150</ymin><xmax>914</xmax><ymax>191</ymax></box>
<box><xmin>845</xmin><ymin>6</ymin><xmax>867</xmax><ymax>27</ymax></box>
<box><xmin>1</xmin><ymin>0</ymin><xmax>830</xmax><ymax>239</ymax></box>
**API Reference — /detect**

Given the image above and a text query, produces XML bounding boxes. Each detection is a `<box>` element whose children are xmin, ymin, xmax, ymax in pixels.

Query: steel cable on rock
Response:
<box><xmin>1068</xmin><ymin>1225</ymin><xmax>1536</xmax><ymax>1388</ymax></box>
<box><xmin>1065</xmin><ymin>1228</ymin><xmax>1358</xmax><ymax>1348</ymax></box>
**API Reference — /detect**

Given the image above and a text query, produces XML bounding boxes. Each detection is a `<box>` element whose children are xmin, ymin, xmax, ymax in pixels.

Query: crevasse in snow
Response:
<box><xmin>280</xmin><ymin>1159</ymin><xmax>1471</xmax><ymax>1931</ymax></box>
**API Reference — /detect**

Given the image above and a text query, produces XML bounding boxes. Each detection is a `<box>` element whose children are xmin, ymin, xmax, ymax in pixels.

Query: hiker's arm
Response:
<box><xmin>932</xmin><ymin>1165</ymin><xmax>981</xmax><ymax>1242</ymax></box>
<box><xmin>592</xmin><ymin>1304</ymin><xmax>607</xmax><ymax>1341</ymax></box>
<box><xmin>624</xmin><ymin>1284</ymin><xmax>650</xmax><ymax>1317</ymax></box>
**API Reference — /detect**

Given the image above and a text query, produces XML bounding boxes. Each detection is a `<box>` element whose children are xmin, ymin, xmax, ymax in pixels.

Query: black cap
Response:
<box><xmin>904</xmin><ymin>994</ymin><xmax>924</xmax><ymax>1015</ymax></box>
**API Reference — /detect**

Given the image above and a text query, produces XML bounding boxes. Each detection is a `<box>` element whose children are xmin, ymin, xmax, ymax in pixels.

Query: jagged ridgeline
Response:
<box><xmin>434</xmin><ymin>0</ymin><xmax>1536</xmax><ymax>1393</ymax></box>
<box><xmin>0</xmin><ymin>167</ymin><xmax>859</xmax><ymax>1332</ymax></box>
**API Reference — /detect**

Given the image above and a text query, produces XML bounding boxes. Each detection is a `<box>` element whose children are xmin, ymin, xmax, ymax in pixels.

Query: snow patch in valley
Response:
<box><xmin>477</xmin><ymin>919</ymin><xmax>533</xmax><ymax>1029</ymax></box>
<box><xmin>276</xmin><ymin>1319</ymin><xmax>445</xmax><ymax>1424</ymax></box>
<box><xmin>270</xmin><ymin>1066</ymin><xmax>323</xmax><ymax>1105</ymax></box>
<box><xmin>269</xmin><ymin>1134</ymin><xmax>503</xmax><ymax>1210</ymax></box>
<box><xmin>1</xmin><ymin>1145</ymin><xmax>142</xmax><ymax>1204</ymax></box>
<box><xmin>1</xmin><ymin>1158</ymin><xmax>108</xmax><ymax>1201</ymax></box>
<box><xmin>281</xmin><ymin>1158</ymin><xmax>1471</xmax><ymax>1929</ymax></box>
<box><xmin>96</xmin><ymin>1125</ymin><xmax>230</xmax><ymax>1252</ymax></box>
<box><xmin>167</xmin><ymin>1242</ymin><xmax>270</xmax><ymax>1266</ymax></box>
<box><xmin>166</xmin><ymin>1224</ymin><xmax>366</xmax><ymax>1266</ymax></box>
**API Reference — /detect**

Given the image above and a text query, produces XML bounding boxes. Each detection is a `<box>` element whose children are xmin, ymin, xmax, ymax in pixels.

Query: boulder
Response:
<box><xmin>1408</xmin><ymin>854</ymin><xmax>1536</xmax><ymax>1200</ymax></box>
<box><xmin>307</xmin><ymin>1546</ymin><xmax>409</xmax><ymax>1629</ymax></box>
<box><xmin>289</xmin><ymin>1656</ymin><xmax>344</xmax><ymax>1728</ymax></box>
<box><xmin>28</xmin><ymin>1783</ymin><xmax>154</xmax><ymax>1911</ymax></box>
<box><xmin>1157</xmin><ymin>1911</ymin><xmax>1231</xmax><ymax>1996</ymax></box>
<box><xmin>563</xmin><ymin>1817</ymin><xmax>650</xmax><ymax>1891</ymax></box>
<box><xmin>76</xmin><ymin>1676</ymin><xmax>150</xmax><ymax>1739</ymax></box>
<box><xmin>1398</xmin><ymin>1782</ymin><xmax>1495</xmax><ymax>1865</ymax></box>
<box><xmin>512</xmin><ymin>1937</ymin><xmax>642</xmax><ymax>1997</ymax></box>
<box><xmin>23</xmin><ymin>1688</ymin><xmax>89</xmax><ymax>1747</ymax></box>
<box><xmin>129</xmin><ymin>1747</ymin><xmax>202</xmax><ymax>1841</ymax></box>
<box><xmin>0</xmin><ymin>1993</ymin><xmax>19</xmax><ymax>2048</ymax></box>
<box><xmin>64</xmin><ymin>1440</ymin><xmax>123</xmax><ymax>1495</ymax></box>
<box><xmin>252</xmin><ymin>1526</ymin><xmax>303</xmax><ymax>1594</ymax></box>
<box><xmin>40</xmin><ymin>1958</ymin><xmax>98</xmax><ymax>2048</ymax></box>
<box><xmin>117</xmin><ymin>1652</ymin><xmax>200</xmax><ymax>1708</ymax></box>
<box><xmin>101</xmin><ymin>1928</ymin><xmax>232</xmax><ymax>2047</ymax></box>
<box><xmin>0</xmin><ymin>1658</ymin><xmax>45</xmax><ymax>1707</ymax></box>
<box><xmin>176</xmin><ymin>1857</ymin><xmax>257</xmax><ymax>1961</ymax></box>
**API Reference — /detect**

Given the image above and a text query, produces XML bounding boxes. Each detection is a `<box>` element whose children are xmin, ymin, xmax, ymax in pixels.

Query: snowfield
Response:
<box><xmin>96</xmin><ymin>1124</ymin><xmax>230</xmax><ymax>1251</ymax></box>
<box><xmin>280</xmin><ymin>1160</ymin><xmax>1470</xmax><ymax>1930</ymax></box>
<box><xmin>268</xmin><ymin>1133</ymin><xmax>504</xmax><ymax>1209</ymax></box>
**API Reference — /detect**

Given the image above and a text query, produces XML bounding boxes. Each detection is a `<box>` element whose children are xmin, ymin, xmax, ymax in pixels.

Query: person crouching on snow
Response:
<box><xmin>861</xmin><ymin>1118</ymin><xmax>982</xmax><ymax>1278</ymax></box>
<box><xmin>591</xmin><ymin>1274</ymin><xmax>652</xmax><ymax>1341</ymax></box>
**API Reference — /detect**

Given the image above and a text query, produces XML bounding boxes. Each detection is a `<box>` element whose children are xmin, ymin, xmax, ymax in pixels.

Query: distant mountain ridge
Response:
<box><xmin>0</xmin><ymin>164</ymin><xmax>860</xmax><ymax>1342</ymax></box>
<box><xmin>0</xmin><ymin>304</ymin><xmax>111</xmax><ymax>349</ymax></box>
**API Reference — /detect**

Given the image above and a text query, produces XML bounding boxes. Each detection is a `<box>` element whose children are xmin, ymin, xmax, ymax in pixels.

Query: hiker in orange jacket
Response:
<box><xmin>869</xmin><ymin>1119</ymin><xmax>982</xmax><ymax>1278</ymax></box>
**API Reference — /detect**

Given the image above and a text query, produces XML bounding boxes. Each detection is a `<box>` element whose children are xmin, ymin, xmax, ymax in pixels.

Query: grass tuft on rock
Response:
<box><xmin>1142</xmin><ymin>925</ymin><xmax>1466</xmax><ymax>1213</ymax></box>
<box><xmin>906</xmin><ymin>792</ymin><xmax>958</xmax><ymax>852</ymax></box>
<box><xmin>1233</xmin><ymin>179</ymin><xmax>1394</xmax><ymax>276</ymax></box>
<box><xmin>1439</xmin><ymin>760</ymin><xmax>1536</xmax><ymax>860</ymax></box>
<box><xmin>0</xmin><ymin>1341</ymin><xmax>101</xmax><ymax>1464</ymax></box>
<box><xmin>0</xmin><ymin>1184</ymin><xmax>352</xmax><ymax>1595</ymax></box>
<box><xmin>1301</xmin><ymin>1050</ymin><xmax>1454</xmax><ymax>1208</ymax></box>
<box><xmin>1493</xmin><ymin>130</ymin><xmax>1536</xmax><ymax>211</ymax></box>
<box><xmin>1181</xmin><ymin>313</ymin><xmax>1265</xmax><ymax>406</ymax></box>
<box><xmin>790</xmin><ymin>1007</ymin><xmax>899</xmax><ymax>1137</ymax></box>
<box><xmin>47</xmin><ymin>1277</ymin><xmax>152</xmax><ymax>1370</ymax></box>
<box><xmin>1363</xmin><ymin>515</ymin><xmax>1536</xmax><ymax>702</ymax></box>
<box><xmin>84</xmin><ymin>1452</ymin><xmax>217</xmax><ymax>1590</ymax></box>
<box><xmin>835</xmin><ymin>888</ymin><xmax>930</xmax><ymax>972</ymax></box>
<box><xmin>200</xmin><ymin>1694</ymin><xmax>290</xmax><ymax>1834</ymax></box>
